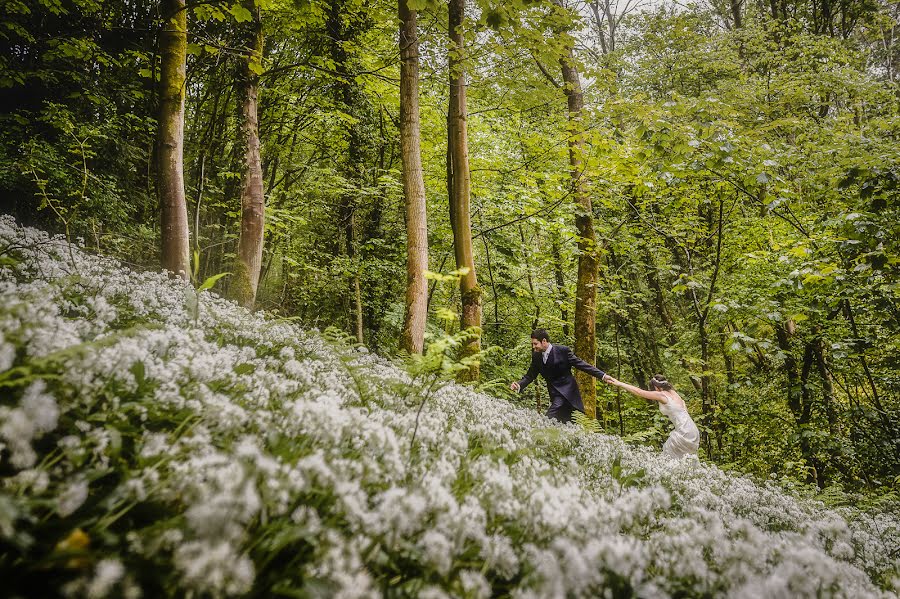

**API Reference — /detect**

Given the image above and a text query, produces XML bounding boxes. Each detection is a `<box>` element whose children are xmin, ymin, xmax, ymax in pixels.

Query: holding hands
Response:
<box><xmin>513</xmin><ymin>376</ymin><xmax>615</xmax><ymax>392</ymax></box>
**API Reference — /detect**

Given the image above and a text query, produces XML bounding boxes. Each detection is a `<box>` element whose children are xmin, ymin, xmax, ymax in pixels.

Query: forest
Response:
<box><xmin>1</xmin><ymin>0</ymin><xmax>900</xmax><ymax>594</ymax></box>
<box><xmin>2</xmin><ymin>0</ymin><xmax>900</xmax><ymax>529</ymax></box>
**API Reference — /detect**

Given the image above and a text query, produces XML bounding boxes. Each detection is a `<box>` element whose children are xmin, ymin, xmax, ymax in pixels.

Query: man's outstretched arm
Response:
<box><xmin>511</xmin><ymin>357</ymin><xmax>539</xmax><ymax>392</ymax></box>
<box><xmin>566</xmin><ymin>347</ymin><xmax>608</xmax><ymax>380</ymax></box>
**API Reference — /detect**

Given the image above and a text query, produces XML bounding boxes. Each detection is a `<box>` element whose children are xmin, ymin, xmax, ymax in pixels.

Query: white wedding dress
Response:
<box><xmin>658</xmin><ymin>393</ymin><xmax>700</xmax><ymax>458</ymax></box>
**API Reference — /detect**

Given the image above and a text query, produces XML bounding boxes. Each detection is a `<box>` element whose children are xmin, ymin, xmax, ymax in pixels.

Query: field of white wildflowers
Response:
<box><xmin>0</xmin><ymin>216</ymin><xmax>898</xmax><ymax>598</ymax></box>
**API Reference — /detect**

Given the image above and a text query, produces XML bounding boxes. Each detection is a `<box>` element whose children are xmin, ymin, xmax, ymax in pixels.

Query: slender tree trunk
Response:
<box><xmin>842</xmin><ymin>299</ymin><xmax>900</xmax><ymax>458</ymax></box>
<box><xmin>698</xmin><ymin>315</ymin><xmax>713</xmax><ymax>457</ymax></box>
<box><xmin>800</xmin><ymin>341</ymin><xmax>823</xmax><ymax>486</ymax></box>
<box><xmin>730</xmin><ymin>0</ymin><xmax>743</xmax><ymax>28</ymax></box>
<box><xmin>775</xmin><ymin>322</ymin><xmax>820</xmax><ymax>484</ymax></box>
<box><xmin>613</xmin><ymin>314</ymin><xmax>625</xmax><ymax>435</ymax></box>
<box><xmin>232</xmin><ymin>0</ymin><xmax>265</xmax><ymax>309</ymax></box>
<box><xmin>478</xmin><ymin>224</ymin><xmax>499</xmax><ymax>344</ymax></box>
<box><xmin>158</xmin><ymin>0</ymin><xmax>190</xmax><ymax>279</ymax></box>
<box><xmin>813</xmin><ymin>333</ymin><xmax>838</xmax><ymax>436</ymax></box>
<box><xmin>398</xmin><ymin>0</ymin><xmax>428</xmax><ymax>355</ymax></box>
<box><xmin>518</xmin><ymin>224</ymin><xmax>541</xmax><ymax>330</ymax></box>
<box><xmin>448</xmin><ymin>0</ymin><xmax>481</xmax><ymax>380</ymax></box>
<box><xmin>346</xmin><ymin>209</ymin><xmax>364</xmax><ymax>343</ymax></box>
<box><xmin>556</xmin><ymin>13</ymin><xmax>599</xmax><ymax>419</ymax></box>
<box><xmin>327</xmin><ymin>2</ymin><xmax>367</xmax><ymax>344</ymax></box>
<box><xmin>550</xmin><ymin>235</ymin><xmax>570</xmax><ymax>338</ymax></box>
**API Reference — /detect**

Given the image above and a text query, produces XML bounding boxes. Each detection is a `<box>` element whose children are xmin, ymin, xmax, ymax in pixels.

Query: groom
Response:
<box><xmin>510</xmin><ymin>329</ymin><xmax>610</xmax><ymax>423</ymax></box>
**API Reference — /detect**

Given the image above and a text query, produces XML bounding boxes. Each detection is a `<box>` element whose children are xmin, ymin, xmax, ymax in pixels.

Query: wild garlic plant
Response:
<box><xmin>0</xmin><ymin>216</ymin><xmax>898</xmax><ymax>598</ymax></box>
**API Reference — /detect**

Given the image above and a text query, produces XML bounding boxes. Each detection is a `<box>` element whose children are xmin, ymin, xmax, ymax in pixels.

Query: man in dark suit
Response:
<box><xmin>510</xmin><ymin>329</ymin><xmax>610</xmax><ymax>423</ymax></box>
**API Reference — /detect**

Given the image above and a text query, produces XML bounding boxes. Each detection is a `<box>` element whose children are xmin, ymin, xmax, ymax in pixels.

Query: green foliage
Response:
<box><xmin>573</xmin><ymin>410</ymin><xmax>602</xmax><ymax>434</ymax></box>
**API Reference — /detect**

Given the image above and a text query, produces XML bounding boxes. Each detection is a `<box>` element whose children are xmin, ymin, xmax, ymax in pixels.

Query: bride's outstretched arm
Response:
<box><xmin>603</xmin><ymin>377</ymin><xmax>668</xmax><ymax>402</ymax></box>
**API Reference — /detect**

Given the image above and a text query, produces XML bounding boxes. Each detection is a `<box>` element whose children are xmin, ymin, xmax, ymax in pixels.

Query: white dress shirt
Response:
<box><xmin>542</xmin><ymin>343</ymin><xmax>553</xmax><ymax>364</ymax></box>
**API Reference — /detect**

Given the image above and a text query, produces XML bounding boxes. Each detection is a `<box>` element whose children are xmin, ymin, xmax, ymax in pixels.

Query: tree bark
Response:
<box><xmin>158</xmin><ymin>0</ymin><xmax>190</xmax><ymax>279</ymax></box>
<box><xmin>550</xmin><ymin>234</ymin><xmax>570</xmax><ymax>338</ymax></box>
<box><xmin>813</xmin><ymin>333</ymin><xmax>838</xmax><ymax>436</ymax></box>
<box><xmin>448</xmin><ymin>0</ymin><xmax>482</xmax><ymax>381</ymax></box>
<box><xmin>556</xmin><ymin>8</ymin><xmax>599</xmax><ymax>419</ymax></box>
<box><xmin>327</xmin><ymin>2</ymin><xmax>367</xmax><ymax>344</ymax></box>
<box><xmin>398</xmin><ymin>0</ymin><xmax>428</xmax><ymax>355</ymax></box>
<box><xmin>232</xmin><ymin>0</ymin><xmax>265</xmax><ymax>309</ymax></box>
<box><xmin>478</xmin><ymin>221</ymin><xmax>499</xmax><ymax>344</ymax></box>
<box><xmin>730</xmin><ymin>0</ymin><xmax>743</xmax><ymax>28</ymax></box>
<box><xmin>518</xmin><ymin>224</ymin><xmax>541</xmax><ymax>330</ymax></box>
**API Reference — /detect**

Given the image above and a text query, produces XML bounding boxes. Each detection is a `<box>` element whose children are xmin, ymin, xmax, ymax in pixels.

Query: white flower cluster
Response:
<box><xmin>0</xmin><ymin>380</ymin><xmax>59</xmax><ymax>468</ymax></box>
<box><xmin>0</xmin><ymin>215</ymin><xmax>898</xmax><ymax>598</ymax></box>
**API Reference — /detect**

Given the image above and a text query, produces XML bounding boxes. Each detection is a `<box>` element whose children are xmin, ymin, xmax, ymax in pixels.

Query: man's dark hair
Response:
<box><xmin>531</xmin><ymin>328</ymin><xmax>550</xmax><ymax>342</ymax></box>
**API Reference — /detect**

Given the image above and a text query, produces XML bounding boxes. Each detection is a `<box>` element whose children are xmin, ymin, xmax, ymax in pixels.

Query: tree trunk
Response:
<box><xmin>448</xmin><ymin>0</ymin><xmax>481</xmax><ymax>381</ymax></box>
<box><xmin>550</xmin><ymin>235</ymin><xmax>570</xmax><ymax>338</ymax></box>
<box><xmin>556</xmin><ymin>12</ymin><xmax>599</xmax><ymax>419</ymax></box>
<box><xmin>699</xmin><ymin>314</ymin><xmax>712</xmax><ymax>457</ymax></box>
<box><xmin>345</xmin><ymin>208</ymin><xmax>364</xmax><ymax>344</ymax></box>
<box><xmin>800</xmin><ymin>340</ymin><xmax>823</xmax><ymax>486</ymax></box>
<box><xmin>158</xmin><ymin>0</ymin><xmax>190</xmax><ymax>279</ymax></box>
<box><xmin>730</xmin><ymin>0</ymin><xmax>743</xmax><ymax>28</ymax></box>
<box><xmin>775</xmin><ymin>322</ymin><xmax>820</xmax><ymax>485</ymax></box>
<box><xmin>478</xmin><ymin>220</ymin><xmax>499</xmax><ymax>345</ymax></box>
<box><xmin>518</xmin><ymin>224</ymin><xmax>541</xmax><ymax>330</ymax></box>
<box><xmin>398</xmin><ymin>0</ymin><xmax>428</xmax><ymax>355</ymax></box>
<box><xmin>813</xmin><ymin>333</ymin><xmax>838</xmax><ymax>436</ymax></box>
<box><xmin>327</xmin><ymin>2</ymin><xmax>367</xmax><ymax>344</ymax></box>
<box><xmin>232</xmin><ymin>0</ymin><xmax>265</xmax><ymax>309</ymax></box>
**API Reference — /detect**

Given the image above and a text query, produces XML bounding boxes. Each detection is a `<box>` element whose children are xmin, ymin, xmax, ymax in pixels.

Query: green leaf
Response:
<box><xmin>198</xmin><ymin>272</ymin><xmax>230</xmax><ymax>292</ymax></box>
<box><xmin>130</xmin><ymin>361</ymin><xmax>146</xmax><ymax>387</ymax></box>
<box><xmin>234</xmin><ymin>363</ymin><xmax>256</xmax><ymax>375</ymax></box>
<box><xmin>248</xmin><ymin>59</ymin><xmax>265</xmax><ymax>76</ymax></box>
<box><xmin>192</xmin><ymin>250</ymin><xmax>200</xmax><ymax>281</ymax></box>
<box><xmin>229</xmin><ymin>3</ymin><xmax>253</xmax><ymax>22</ymax></box>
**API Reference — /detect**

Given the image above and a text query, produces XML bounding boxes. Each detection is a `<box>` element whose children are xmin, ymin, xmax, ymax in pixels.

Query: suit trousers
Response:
<box><xmin>546</xmin><ymin>391</ymin><xmax>576</xmax><ymax>423</ymax></box>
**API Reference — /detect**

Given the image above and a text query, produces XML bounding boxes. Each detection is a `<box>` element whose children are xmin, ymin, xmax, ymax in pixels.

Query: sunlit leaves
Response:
<box><xmin>229</xmin><ymin>3</ymin><xmax>253</xmax><ymax>23</ymax></box>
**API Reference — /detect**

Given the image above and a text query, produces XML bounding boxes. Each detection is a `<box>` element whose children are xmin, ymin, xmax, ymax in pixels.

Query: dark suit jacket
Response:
<box><xmin>517</xmin><ymin>344</ymin><xmax>606</xmax><ymax>412</ymax></box>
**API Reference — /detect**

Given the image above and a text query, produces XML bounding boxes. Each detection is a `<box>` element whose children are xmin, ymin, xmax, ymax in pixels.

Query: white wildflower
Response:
<box><xmin>421</xmin><ymin>530</ymin><xmax>454</xmax><ymax>575</ymax></box>
<box><xmin>458</xmin><ymin>570</ymin><xmax>491</xmax><ymax>599</ymax></box>
<box><xmin>21</xmin><ymin>380</ymin><xmax>59</xmax><ymax>434</ymax></box>
<box><xmin>86</xmin><ymin>559</ymin><xmax>125</xmax><ymax>598</ymax></box>
<box><xmin>0</xmin><ymin>335</ymin><xmax>14</xmax><ymax>372</ymax></box>
<box><xmin>57</xmin><ymin>479</ymin><xmax>89</xmax><ymax>517</ymax></box>
<box><xmin>174</xmin><ymin>540</ymin><xmax>254</xmax><ymax>596</ymax></box>
<box><xmin>139</xmin><ymin>432</ymin><xmax>169</xmax><ymax>459</ymax></box>
<box><xmin>0</xmin><ymin>407</ymin><xmax>37</xmax><ymax>468</ymax></box>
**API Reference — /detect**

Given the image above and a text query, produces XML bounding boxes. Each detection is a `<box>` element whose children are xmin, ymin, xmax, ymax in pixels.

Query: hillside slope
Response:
<box><xmin>0</xmin><ymin>216</ymin><xmax>898</xmax><ymax>598</ymax></box>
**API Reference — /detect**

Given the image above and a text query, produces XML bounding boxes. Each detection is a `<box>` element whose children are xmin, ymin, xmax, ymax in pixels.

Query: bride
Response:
<box><xmin>603</xmin><ymin>373</ymin><xmax>700</xmax><ymax>458</ymax></box>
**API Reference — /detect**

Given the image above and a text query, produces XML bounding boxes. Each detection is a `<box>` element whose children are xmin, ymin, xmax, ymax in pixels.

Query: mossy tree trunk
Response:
<box><xmin>556</xmin><ymin>7</ymin><xmax>599</xmax><ymax>418</ymax></box>
<box><xmin>158</xmin><ymin>0</ymin><xmax>190</xmax><ymax>279</ymax></box>
<box><xmin>448</xmin><ymin>0</ymin><xmax>481</xmax><ymax>381</ymax></box>
<box><xmin>232</xmin><ymin>0</ymin><xmax>265</xmax><ymax>309</ymax></box>
<box><xmin>398</xmin><ymin>0</ymin><xmax>428</xmax><ymax>355</ymax></box>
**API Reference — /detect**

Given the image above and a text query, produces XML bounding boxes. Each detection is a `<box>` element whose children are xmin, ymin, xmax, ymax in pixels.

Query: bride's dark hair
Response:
<box><xmin>649</xmin><ymin>374</ymin><xmax>673</xmax><ymax>391</ymax></box>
